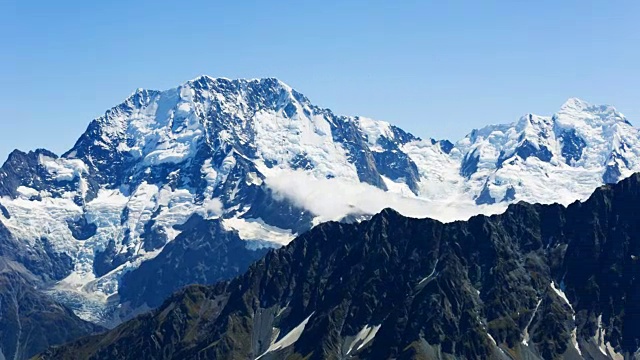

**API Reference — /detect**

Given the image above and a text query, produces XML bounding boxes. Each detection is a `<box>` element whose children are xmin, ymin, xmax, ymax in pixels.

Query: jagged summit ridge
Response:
<box><xmin>558</xmin><ymin>96</ymin><xmax>628</xmax><ymax>121</ymax></box>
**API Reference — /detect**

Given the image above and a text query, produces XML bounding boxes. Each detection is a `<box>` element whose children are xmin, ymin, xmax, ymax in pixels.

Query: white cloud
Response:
<box><xmin>265</xmin><ymin>170</ymin><xmax>506</xmax><ymax>224</ymax></box>
<box><xmin>201</xmin><ymin>197</ymin><xmax>224</xmax><ymax>218</ymax></box>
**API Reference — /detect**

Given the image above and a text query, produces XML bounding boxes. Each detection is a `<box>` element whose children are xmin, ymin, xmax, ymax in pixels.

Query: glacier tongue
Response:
<box><xmin>1</xmin><ymin>76</ymin><xmax>638</xmax><ymax>325</ymax></box>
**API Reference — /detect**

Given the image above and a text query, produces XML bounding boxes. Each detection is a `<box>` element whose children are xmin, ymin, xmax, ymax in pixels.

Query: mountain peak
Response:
<box><xmin>560</xmin><ymin>97</ymin><xmax>591</xmax><ymax>111</ymax></box>
<box><xmin>184</xmin><ymin>75</ymin><xmax>292</xmax><ymax>91</ymax></box>
<box><xmin>122</xmin><ymin>77</ymin><xmax>297</xmax><ymax>108</ymax></box>
<box><xmin>554</xmin><ymin>97</ymin><xmax>630</xmax><ymax>130</ymax></box>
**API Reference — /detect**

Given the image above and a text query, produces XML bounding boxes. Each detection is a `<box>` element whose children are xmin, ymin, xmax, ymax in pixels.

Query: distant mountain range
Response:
<box><xmin>38</xmin><ymin>171</ymin><xmax>640</xmax><ymax>359</ymax></box>
<box><xmin>1</xmin><ymin>76</ymin><xmax>639</xmax><ymax>358</ymax></box>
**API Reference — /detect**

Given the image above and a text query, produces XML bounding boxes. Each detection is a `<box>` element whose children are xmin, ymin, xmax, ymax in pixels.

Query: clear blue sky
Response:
<box><xmin>1</xmin><ymin>1</ymin><xmax>639</xmax><ymax>162</ymax></box>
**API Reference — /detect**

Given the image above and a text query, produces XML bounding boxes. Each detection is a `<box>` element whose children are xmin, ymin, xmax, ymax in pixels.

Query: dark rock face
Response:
<box><xmin>516</xmin><ymin>141</ymin><xmax>553</xmax><ymax>162</ymax></box>
<box><xmin>461</xmin><ymin>149</ymin><xmax>480</xmax><ymax>178</ymax></box>
<box><xmin>240</xmin><ymin>186</ymin><xmax>314</xmax><ymax>234</ymax></box>
<box><xmin>498</xmin><ymin>140</ymin><xmax>554</xmax><ymax>167</ymax></box>
<box><xmin>0</xmin><ymin>150</ymin><xmax>55</xmax><ymax>198</ymax></box>
<box><xmin>502</xmin><ymin>186</ymin><xmax>516</xmax><ymax>202</ymax></box>
<box><xmin>559</xmin><ymin>129</ymin><xmax>587</xmax><ymax>164</ymax></box>
<box><xmin>372</xmin><ymin>150</ymin><xmax>421</xmax><ymax>194</ymax></box>
<box><xmin>0</xmin><ymin>149</ymin><xmax>48</xmax><ymax>198</ymax></box>
<box><xmin>93</xmin><ymin>240</ymin><xmax>132</xmax><ymax>278</ymax></box>
<box><xmin>139</xmin><ymin>215</ymin><xmax>168</xmax><ymax>252</ymax></box>
<box><xmin>0</xmin><ymin>203</ymin><xmax>9</xmax><ymax>219</ymax></box>
<box><xmin>0</xmin><ymin>149</ymin><xmax>98</xmax><ymax>204</ymax></box>
<box><xmin>38</xmin><ymin>174</ymin><xmax>640</xmax><ymax>360</ymax></box>
<box><xmin>118</xmin><ymin>215</ymin><xmax>268</xmax><ymax>309</ymax></box>
<box><xmin>331</xmin><ymin>116</ymin><xmax>387</xmax><ymax>191</ymax></box>
<box><xmin>374</xmin><ymin>131</ymin><xmax>422</xmax><ymax>194</ymax></box>
<box><xmin>67</xmin><ymin>216</ymin><xmax>98</xmax><ymax>241</ymax></box>
<box><xmin>475</xmin><ymin>182</ymin><xmax>496</xmax><ymax>205</ymax></box>
<box><xmin>437</xmin><ymin>139</ymin><xmax>454</xmax><ymax>154</ymax></box>
<box><xmin>603</xmin><ymin>162</ymin><xmax>622</xmax><ymax>184</ymax></box>
<box><xmin>391</xmin><ymin>125</ymin><xmax>419</xmax><ymax>145</ymax></box>
<box><xmin>603</xmin><ymin>151</ymin><xmax>630</xmax><ymax>184</ymax></box>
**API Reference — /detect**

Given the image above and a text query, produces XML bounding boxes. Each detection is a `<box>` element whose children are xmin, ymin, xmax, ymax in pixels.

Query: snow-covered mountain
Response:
<box><xmin>0</xmin><ymin>76</ymin><xmax>637</xmax><ymax>326</ymax></box>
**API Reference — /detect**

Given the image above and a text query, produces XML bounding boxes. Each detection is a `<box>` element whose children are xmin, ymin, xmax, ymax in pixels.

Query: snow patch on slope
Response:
<box><xmin>522</xmin><ymin>298</ymin><xmax>542</xmax><ymax>346</ymax></box>
<box><xmin>223</xmin><ymin>217</ymin><xmax>294</xmax><ymax>247</ymax></box>
<box><xmin>346</xmin><ymin>324</ymin><xmax>382</xmax><ymax>354</ymax></box>
<box><xmin>357</xmin><ymin>117</ymin><xmax>394</xmax><ymax>151</ymax></box>
<box><xmin>252</xmin><ymin>108</ymin><xmax>359</xmax><ymax>180</ymax></box>
<box><xmin>39</xmin><ymin>154</ymin><xmax>88</xmax><ymax>182</ymax></box>
<box><xmin>0</xmin><ymin>195</ymin><xmax>82</xmax><ymax>249</ymax></box>
<box><xmin>256</xmin><ymin>313</ymin><xmax>314</xmax><ymax>359</ymax></box>
<box><xmin>102</xmin><ymin>85</ymin><xmax>206</xmax><ymax>166</ymax></box>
